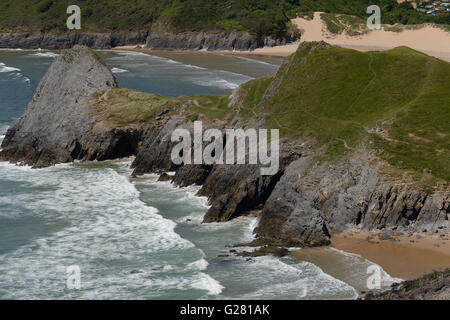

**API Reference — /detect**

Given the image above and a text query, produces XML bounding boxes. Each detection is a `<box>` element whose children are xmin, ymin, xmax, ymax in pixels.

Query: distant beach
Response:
<box><xmin>115</xmin><ymin>12</ymin><xmax>450</xmax><ymax>62</ymax></box>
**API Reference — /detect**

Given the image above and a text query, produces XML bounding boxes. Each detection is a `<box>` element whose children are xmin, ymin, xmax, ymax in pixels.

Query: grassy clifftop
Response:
<box><xmin>90</xmin><ymin>88</ymin><xmax>232</xmax><ymax>127</ymax></box>
<box><xmin>235</xmin><ymin>42</ymin><xmax>450</xmax><ymax>182</ymax></box>
<box><xmin>88</xmin><ymin>41</ymin><xmax>449</xmax><ymax>184</ymax></box>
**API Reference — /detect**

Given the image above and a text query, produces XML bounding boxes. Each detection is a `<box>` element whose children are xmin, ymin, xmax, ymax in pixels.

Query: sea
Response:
<box><xmin>0</xmin><ymin>48</ymin><xmax>396</xmax><ymax>299</ymax></box>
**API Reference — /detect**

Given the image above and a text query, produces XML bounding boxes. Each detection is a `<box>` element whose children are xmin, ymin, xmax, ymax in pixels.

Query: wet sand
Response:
<box><xmin>331</xmin><ymin>230</ymin><xmax>450</xmax><ymax>280</ymax></box>
<box><xmin>111</xmin><ymin>46</ymin><xmax>285</xmax><ymax>73</ymax></box>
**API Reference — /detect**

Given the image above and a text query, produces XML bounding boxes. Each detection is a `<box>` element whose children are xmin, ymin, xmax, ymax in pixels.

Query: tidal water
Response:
<box><xmin>0</xmin><ymin>49</ymin><xmax>390</xmax><ymax>299</ymax></box>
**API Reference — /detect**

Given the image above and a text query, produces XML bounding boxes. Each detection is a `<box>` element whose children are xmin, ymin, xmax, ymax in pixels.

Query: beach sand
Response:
<box><xmin>330</xmin><ymin>229</ymin><xmax>450</xmax><ymax>280</ymax></box>
<box><xmin>244</xmin><ymin>12</ymin><xmax>450</xmax><ymax>61</ymax></box>
<box><xmin>111</xmin><ymin>46</ymin><xmax>285</xmax><ymax>70</ymax></box>
<box><xmin>114</xmin><ymin>13</ymin><xmax>450</xmax><ymax>62</ymax></box>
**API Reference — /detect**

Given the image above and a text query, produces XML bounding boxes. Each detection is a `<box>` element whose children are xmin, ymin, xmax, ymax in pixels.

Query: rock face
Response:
<box><xmin>145</xmin><ymin>31</ymin><xmax>294</xmax><ymax>51</ymax></box>
<box><xmin>0</xmin><ymin>46</ymin><xmax>140</xmax><ymax>167</ymax></box>
<box><xmin>2</xmin><ymin>43</ymin><xmax>447</xmax><ymax>252</ymax></box>
<box><xmin>0</xmin><ymin>30</ymin><xmax>295</xmax><ymax>51</ymax></box>
<box><xmin>365</xmin><ymin>269</ymin><xmax>450</xmax><ymax>300</ymax></box>
<box><xmin>0</xmin><ymin>32</ymin><xmax>148</xmax><ymax>49</ymax></box>
<box><xmin>255</xmin><ymin>154</ymin><xmax>449</xmax><ymax>247</ymax></box>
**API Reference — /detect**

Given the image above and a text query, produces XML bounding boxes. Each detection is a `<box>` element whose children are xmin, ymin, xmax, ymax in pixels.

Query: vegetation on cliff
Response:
<box><xmin>0</xmin><ymin>0</ymin><xmax>448</xmax><ymax>41</ymax></box>
<box><xmin>232</xmin><ymin>42</ymin><xmax>450</xmax><ymax>183</ymax></box>
<box><xmin>90</xmin><ymin>88</ymin><xmax>232</xmax><ymax>127</ymax></box>
<box><xmin>89</xmin><ymin>41</ymin><xmax>449</xmax><ymax>185</ymax></box>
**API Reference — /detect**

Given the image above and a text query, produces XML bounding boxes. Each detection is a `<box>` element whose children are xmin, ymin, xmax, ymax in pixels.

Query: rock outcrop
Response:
<box><xmin>365</xmin><ymin>269</ymin><xmax>450</xmax><ymax>300</ymax></box>
<box><xmin>145</xmin><ymin>31</ymin><xmax>294</xmax><ymax>51</ymax></box>
<box><xmin>0</xmin><ymin>32</ymin><xmax>148</xmax><ymax>49</ymax></box>
<box><xmin>0</xmin><ymin>30</ymin><xmax>295</xmax><ymax>51</ymax></box>
<box><xmin>0</xmin><ymin>46</ymin><xmax>140</xmax><ymax>167</ymax></box>
<box><xmin>2</xmin><ymin>43</ymin><xmax>448</xmax><ymax>252</ymax></box>
<box><xmin>255</xmin><ymin>154</ymin><xmax>449</xmax><ymax>247</ymax></box>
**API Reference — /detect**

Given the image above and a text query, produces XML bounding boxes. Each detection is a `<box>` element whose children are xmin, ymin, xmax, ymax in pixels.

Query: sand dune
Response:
<box><xmin>248</xmin><ymin>12</ymin><xmax>450</xmax><ymax>61</ymax></box>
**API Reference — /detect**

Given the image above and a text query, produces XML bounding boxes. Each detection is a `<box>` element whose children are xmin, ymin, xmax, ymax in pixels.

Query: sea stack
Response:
<box><xmin>0</xmin><ymin>46</ymin><xmax>121</xmax><ymax>167</ymax></box>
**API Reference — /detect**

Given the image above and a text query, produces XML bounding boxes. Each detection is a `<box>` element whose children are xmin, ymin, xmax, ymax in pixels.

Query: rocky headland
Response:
<box><xmin>1</xmin><ymin>43</ymin><xmax>448</xmax><ymax>247</ymax></box>
<box><xmin>1</xmin><ymin>44</ymin><xmax>449</xmax><ymax>297</ymax></box>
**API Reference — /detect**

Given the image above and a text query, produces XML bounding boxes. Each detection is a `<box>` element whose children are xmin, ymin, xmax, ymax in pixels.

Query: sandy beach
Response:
<box><xmin>245</xmin><ymin>12</ymin><xmax>450</xmax><ymax>61</ymax></box>
<box><xmin>115</xmin><ymin>11</ymin><xmax>450</xmax><ymax>62</ymax></box>
<box><xmin>331</xmin><ymin>229</ymin><xmax>450</xmax><ymax>280</ymax></box>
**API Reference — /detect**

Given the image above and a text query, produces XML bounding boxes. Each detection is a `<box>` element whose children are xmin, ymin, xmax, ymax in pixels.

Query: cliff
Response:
<box><xmin>0</xmin><ymin>30</ymin><xmax>295</xmax><ymax>51</ymax></box>
<box><xmin>0</xmin><ymin>32</ymin><xmax>148</xmax><ymax>49</ymax></box>
<box><xmin>145</xmin><ymin>31</ymin><xmax>294</xmax><ymax>51</ymax></box>
<box><xmin>1</xmin><ymin>43</ymin><xmax>448</xmax><ymax>250</ymax></box>
<box><xmin>0</xmin><ymin>46</ymin><xmax>140</xmax><ymax>167</ymax></box>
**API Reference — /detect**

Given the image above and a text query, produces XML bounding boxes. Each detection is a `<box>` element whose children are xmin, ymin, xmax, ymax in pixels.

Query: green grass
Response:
<box><xmin>321</xmin><ymin>13</ymin><xmax>368</xmax><ymax>35</ymax></box>
<box><xmin>89</xmin><ymin>41</ymin><xmax>449</xmax><ymax>184</ymax></box>
<box><xmin>0</xmin><ymin>0</ymin><xmax>297</xmax><ymax>40</ymax></box>
<box><xmin>0</xmin><ymin>1</ymin><xmax>447</xmax><ymax>39</ymax></box>
<box><xmin>234</xmin><ymin>42</ymin><xmax>450</xmax><ymax>182</ymax></box>
<box><xmin>183</xmin><ymin>94</ymin><xmax>232</xmax><ymax>120</ymax></box>
<box><xmin>90</xmin><ymin>88</ymin><xmax>231</xmax><ymax>127</ymax></box>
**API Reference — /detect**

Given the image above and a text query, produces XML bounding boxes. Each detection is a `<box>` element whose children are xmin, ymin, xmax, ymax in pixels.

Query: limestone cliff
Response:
<box><xmin>0</xmin><ymin>46</ymin><xmax>140</xmax><ymax>167</ymax></box>
<box><xmin>1</xmin><ymin>43</ymin><xmax>448</xmax><ymax>250</ymax></box>
<box><xmin>0</xmin><ymin>32</ymin><xmax>148</xmax><ymax>50</ymax></box>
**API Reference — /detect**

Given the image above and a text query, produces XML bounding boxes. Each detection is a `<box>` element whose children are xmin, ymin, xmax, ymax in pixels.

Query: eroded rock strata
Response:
<box><xmin>145</xmin><ymin>31</ymin><xmax>294</xmax><ymax>51</ymax></box>
<box><xmin>1</xmin><ymin>45</ymin><xmax>448</xmax><ymax>251</ymax></box>
<box><xmin>0</xmin><ymin>32</ymin><xmax>149</xmax><ymax>49</ymax></box>
<box><xmin>0</xmin><ymin>30</ymin><xmax>295</xmax><ymax>51</ymax></box>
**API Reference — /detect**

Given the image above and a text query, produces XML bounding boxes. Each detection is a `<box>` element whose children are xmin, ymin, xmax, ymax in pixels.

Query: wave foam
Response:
<box><xmin>191</xmin><ymin>272</ymin><xmax>224</xmax><ymax>296</ymax></box>
<box><xmin>0</xmin><ymin>161</ymin><xmax>200</xmax><ymax>299</ymax></box>
<box><xmin>111</xmin><ymin>67</ymin><xmax>129</xmax><ymax>74</ymax></box>
<box><xmin>0</xmin><ymin>62</ymin><xmax>21</xmax><ymax>73</ymax></box>
<box><xmin>31</xmin><ymin>52</ymin><xmax>59</xmax><ymax>58</ymax></box>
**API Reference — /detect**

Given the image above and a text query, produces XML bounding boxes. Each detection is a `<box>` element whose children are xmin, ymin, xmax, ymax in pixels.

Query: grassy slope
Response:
<box><xmin>320</xmin><ymin>13</ymin><xmax>368</xmax><ymax>35</ymax></box>
<box><xmin>90</xmin><ymin>88</ymin><xmax>232</xmax><ymax>127</ymax></box>
<box><xmin>89</xmin><ymin>42</ymin><xmax>449</xmax><ymax>184</ymax></box>
<box><xmin>0</xmin><ymin>0</ymin><xmax>295</xmax><ymax>40</ymax></box>
<box><xmin>237</xmin><ymin>42</ymin><xmax>450</xmax><ymax>182</ymax></box>
<box><xmin>0</xmin><ymin>0</ymin><xmax>447</xmax><ymax>38</ymax></box>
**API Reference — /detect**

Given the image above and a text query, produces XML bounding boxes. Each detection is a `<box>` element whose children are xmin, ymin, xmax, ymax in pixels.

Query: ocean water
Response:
<box><xmin>0</xmin><ymin>49</ymin><xmax>390</xmax><ymax>299</ymax></box>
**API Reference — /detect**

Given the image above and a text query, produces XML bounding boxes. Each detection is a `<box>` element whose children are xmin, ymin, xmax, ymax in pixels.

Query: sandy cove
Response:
<box><xmin>291</xmin><ymin>229</ymin><xmax>450</xmax><ymax>285</ymax></box>
<box><xmin>113</xmin><ymin>17</ymin><xmax>450</xmax><ymax>282</ymax></box>
<box><xmin>329</xmin><ymin>229</ymin><xmax>450</xmax><ymax>280</ymax></box>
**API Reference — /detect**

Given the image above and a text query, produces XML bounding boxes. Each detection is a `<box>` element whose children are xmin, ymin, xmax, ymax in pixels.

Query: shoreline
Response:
<box><xmin>111</xmin><ymin>45</ymin><xmax>287</xmax><ymax>65</ymax></box>
<box><xmin>113</xmin><ymin>11</ymin><xmax>450</xmax><ymax>62</ymax></box>
<box><xmin>330</xmin><ymin>229</ymin><xmax>450</xmax><ymax>280</ymax></box>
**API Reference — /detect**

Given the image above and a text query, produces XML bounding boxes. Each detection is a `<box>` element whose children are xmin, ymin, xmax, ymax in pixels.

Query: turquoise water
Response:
<box><xmin>0</xmin><ymin>49</ymin><xmax>385</xmax><ymax>299</ymax></box>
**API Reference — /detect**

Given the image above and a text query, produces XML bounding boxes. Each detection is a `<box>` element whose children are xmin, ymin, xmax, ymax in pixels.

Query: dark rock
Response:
<box><xmin>157</xmin><ymin>173</ymin><xmax>172</xmax><ymax>182</ymax></box>
<box><xmin>172</xmin><ymin>164</ymin><xmax>213</xmax><ymax>187</ymax></box>
<box><xmin>0</xmin><ymin>31</ymin><xmax>148</xmax><ymax>49</ymax></box>
<box><xmin>255</xmin><ymin>154</ymin><xmax>449</xmax><ymax>247</ymax></box>
<box><xmin>145</xmin><ymin>31</ymin><xmax>297</xmax><ymax>51</ymax></box>
<box><xmin>237</xmin><ymin>245</ymin><xmax>289</xmax><ymax>258</ymax></box>
<box><xmin>365</xmin><ymin>269</ymin><xmax>450</xmax><ymax>300</ymax></box>
<box><xmin>130</xmin><ymin>269</ymin><xmax>143</xmax><ymax>274</ymax></box>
